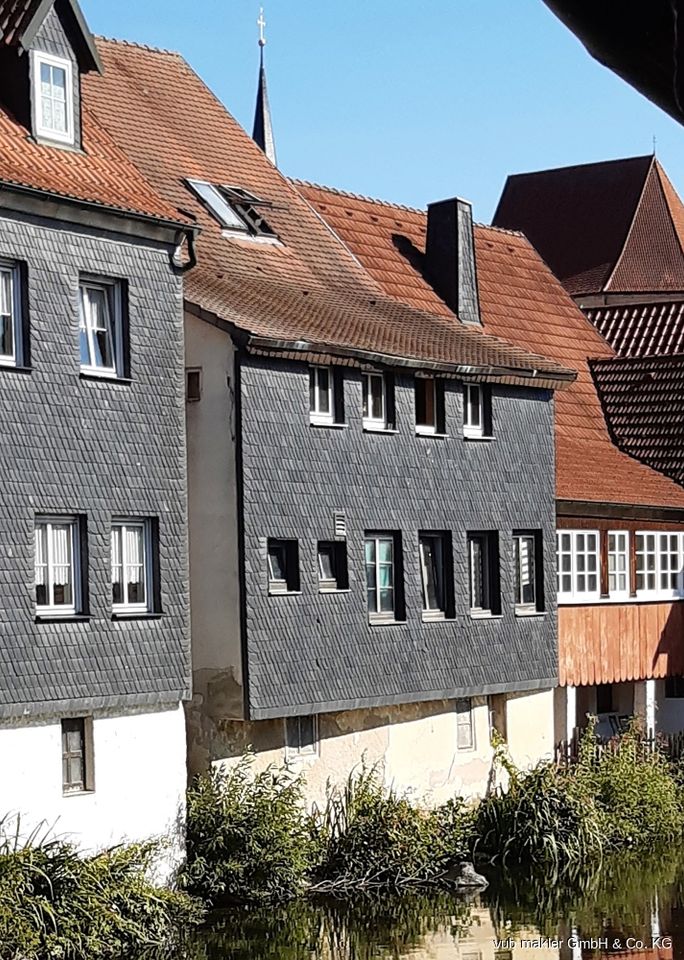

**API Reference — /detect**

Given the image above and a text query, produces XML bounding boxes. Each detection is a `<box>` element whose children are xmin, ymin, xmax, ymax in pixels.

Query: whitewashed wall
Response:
<box><xmin>0</xmin><ymin>703</ymin><xmax>186</xmax><ymax>883</ymax></box>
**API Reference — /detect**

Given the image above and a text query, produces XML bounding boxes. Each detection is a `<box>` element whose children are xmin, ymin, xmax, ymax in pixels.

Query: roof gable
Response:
<box><xmin>0</xmin><ymin>0</ymin><xmax>101</xmax><ymax>72</ymax></box>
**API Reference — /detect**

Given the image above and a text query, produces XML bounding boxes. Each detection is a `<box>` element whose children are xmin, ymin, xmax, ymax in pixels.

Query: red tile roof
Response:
<box><xmin>493</xmin><ymin>156</ymin><xmax>684</xmax><ymax>296</ymax></box>
<box><xmin>585</xmin><ymin>301</ymin><xmax>684</xmax><ymax>358</ymax></box>
<box><xmin>0</xmin><ymin>0</ymin><xmax>40</xmax><ymax>45</ymax></box>
<box><xmin>79</xmin><ymin>39</ymin><xmax>572</xmax><ymax>387</ymax></box>
<box><xmin>591</xmin><ymin>353</ymin><xmax>684</xmax><ymax>486</ymax></box>
<box><xmin>295</xmin><ymin>180</ymin><xmax>684</xmax><ymax>510</ymax></box>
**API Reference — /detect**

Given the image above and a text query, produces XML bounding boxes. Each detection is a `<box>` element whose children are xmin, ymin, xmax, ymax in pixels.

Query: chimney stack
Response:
<box><xmin>425</xmin><ymin>197</ymin><xmax>481</xmax><ymax>325</ymax></box>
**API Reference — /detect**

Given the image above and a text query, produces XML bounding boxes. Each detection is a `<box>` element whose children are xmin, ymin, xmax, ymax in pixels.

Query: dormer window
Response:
<box><xmin>186</xmin><ymin>179</ymin><xmax>278</xmax><ymax>240</ymax></box>
<box><xmin>32</xmin><ymin>52</ymin><xmax>73</xmax><ymax>145</ymax></box>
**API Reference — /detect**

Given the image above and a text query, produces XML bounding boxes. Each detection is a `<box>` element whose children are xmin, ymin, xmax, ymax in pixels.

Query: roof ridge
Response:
<box><xmin>475</xmin><ymin>222</ymin><xmax>525</xmax><ymax>237</ymax></box>
<box><xmin>95</xmin><ymin>35</ymin><xmax>182</xmax><ymax>58</ymax></box>
<box><xmin>290</xmin><ymin>177</ymin><xmax>425</xmax><ymax>215</ymax></box>
<box><xmin>506</xmin><ymin>154</ymin><xmax>653</xmax><ymax>182</ymax></box>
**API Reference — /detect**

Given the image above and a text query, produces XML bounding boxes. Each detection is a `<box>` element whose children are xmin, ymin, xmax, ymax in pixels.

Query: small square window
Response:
<box><xmin>456</xmin><ymin>698</ymin><xmax>474</xmax><ymax>750</ymax></box>
<box><xmin>556</xmin><ymin>530</ymin><xmax>600</xmax><ymax>601</ymax></box>
<box><xmin>61</xmin><ymin>717</ymin><xmax>94</xmax><ymax>794</ymax></box>
<box><xmin>463</xmin><ymin>384</ymin><xmax>492</xmax><ymax>438</ymax></box>
<box><xmin>285</xmin><ymin>714</ymin><xmax>318</xmax><ymax>758</ymax></box>
<box><xmin>468</xmin><ymin>532</ymin><xmax>500</xmax><ymax>616</ymax></box>
<box><xmin>35</xmin><ymin>517</ymin><xmax>83</xmax><ymax>616</ymax></box>
<box><xmin>665</xmin><ymin>676</ymin><xmax>684</xmax><ymax>699</ymax></box>
<box><xmin>0</xmin><ymin>261</ymin><xmax>24</xmax><ymax>366</ymax></box>
<box><xmin>514</xmin><ymin>531</ymin><xmax>544</xmax><ymax>613</ymax></box>
<box><xmin>186</xmin><ymin>368</ymin><xmax>202</xmax><ymax>402</ymax></box>
<box><xmin>267</xmin><ymin>539</ymin><xmax>299</xmax><ymax>594</ymax></box>
<box><xmin>112</xmin><ymin>520</ymin><xmax>155</xmax><ymax>615</ymax></box>
<box><xmin>79</xmin><ymin>279</ymin><xmax>126</xmax><ymax>378</ymax></box>
<box><xmin>362</xmin><ymin>373</ymin><xmax>387</xmax><ymax>429</ymax></box>
<box><xmin>33</xmin><ymin>51</ymin><xmax>74</xmax><ymax>145</ymax></box>
<box><xmin>317</xmin><ymin>541</ymin><xmax>348</xmax><ymax>591</ymax></box>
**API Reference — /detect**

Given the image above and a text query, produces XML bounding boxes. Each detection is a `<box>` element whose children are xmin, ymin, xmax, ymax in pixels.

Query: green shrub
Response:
<box><xmin>574</xmin><ymin>719</ymin><xmax>684</xmax><ymax>848</ymax></box>
<box><xmin>181</xmin><ymin>757</ymin><xmax>316</xmax><ymax>905</ymax></box>
<box><xmin>0</xmin><ymin>837</ymin><xmax>203</xmax><ymax>960</ymax></box>
<box><xmin>310</xmin><ymin>765</ymin><xmax>470</xmax><ymax>892</ymax></box>
<box><xmin>474</xmin><ymin>760</ymin><xmax>604</xmax><ymax>878</ymax></box>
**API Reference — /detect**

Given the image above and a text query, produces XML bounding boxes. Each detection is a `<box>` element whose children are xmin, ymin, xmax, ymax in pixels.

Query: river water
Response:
<box><xmin>179</xmin><ymin>851</ymin><xmax>684</xmax><ymax>960</ymax></box>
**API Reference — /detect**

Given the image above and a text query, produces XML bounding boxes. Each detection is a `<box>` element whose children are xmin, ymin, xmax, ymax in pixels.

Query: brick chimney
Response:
<box><xmin>425</xmin><ymin>197</ymin><xmax>481</xmax><ymax>325</ymax></box>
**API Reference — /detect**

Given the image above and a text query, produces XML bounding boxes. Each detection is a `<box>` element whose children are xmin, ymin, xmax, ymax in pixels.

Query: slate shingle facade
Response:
<box><xmin>0</xmin><ymin>209</ymin><xmax>190</xmax><ymax>718</ymax></box>
<box><xmin>239</xmin><ymin>356</ymin><xmax>558</xmax><ymax>720</ymax></box>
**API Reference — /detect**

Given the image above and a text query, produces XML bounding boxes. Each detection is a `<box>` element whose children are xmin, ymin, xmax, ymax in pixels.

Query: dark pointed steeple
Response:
<box><xmin>252</xmin><ymin>8</ymin><xmax>277</xmax><ymax>166</ymax></box>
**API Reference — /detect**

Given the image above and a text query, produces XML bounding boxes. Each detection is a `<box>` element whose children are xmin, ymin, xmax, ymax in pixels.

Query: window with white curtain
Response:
<box><xmin>0</xmin><ymin>262</ymin><xmax>21</xmax><ymax>365</ymax></box>
<box><xmin>35</xmin><ymin>518</ymin><xmax>79</xmax><ymax>614</ymax></box>
<box><xmin>32</xmin><ymin>51</ymin><xmax>73</xmax><ymax>144</ymax></box>
<box><xmin>79</xmin><ymin>280</ymin><xmax>123</xmax><ymax>377</ymax></box>
<box><xmin>362</xmin><ymin>373</ymin><xmax>386</xmax><ymax>429</ymax></box>
<box><xmin>112</xmin><ymin>521</ymin><xmax>151</xmax><ymax>613</ymax></box>
<box><xmin>309</xmin><ymin>366</ymin><xmax>334</xmax><ymax>424</ymax></box>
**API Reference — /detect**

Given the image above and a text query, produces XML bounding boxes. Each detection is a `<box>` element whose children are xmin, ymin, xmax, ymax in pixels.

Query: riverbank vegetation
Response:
<box><xmin>0</xmin><ymin>831</ymin><xmax>203</xmax><ymax>960</ymax></box>
<box><xmin>183</xmin><ymin>721</ymin><xmax>684</xmax><ymax>906</ymax></box>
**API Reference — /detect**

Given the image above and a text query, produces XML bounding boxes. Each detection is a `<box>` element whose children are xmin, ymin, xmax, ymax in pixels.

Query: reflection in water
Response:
<box><xmin>182</xmin><ymin>852</ymin><xmax>684</xmax><ymax>960</ymax></box>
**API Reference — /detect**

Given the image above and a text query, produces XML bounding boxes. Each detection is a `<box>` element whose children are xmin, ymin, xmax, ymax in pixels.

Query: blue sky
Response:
<box><xmin>81</xmin><ymin>0</ymin><xmax>684</xmax><ymax>222</ymax></box>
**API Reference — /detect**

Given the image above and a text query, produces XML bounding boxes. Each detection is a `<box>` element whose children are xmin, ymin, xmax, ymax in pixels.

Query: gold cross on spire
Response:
<box><xmin>257</xmin><ymin>7</ymin><xmax>266</xmax><ymax>47</ymax></box>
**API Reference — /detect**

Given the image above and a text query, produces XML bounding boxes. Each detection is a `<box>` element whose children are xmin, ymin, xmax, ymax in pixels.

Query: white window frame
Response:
<box><xmin>463</xmin><ymin>383</ymin><xmax>484</xmax><ymax>438</ymax></box>
<box><xmin>0</xmin><ymin>260</ymin><xmax>21</xmax><ymax>366</ymax></box>
<box><xmin>468</xmin><ymin>533</ymin><xmax>491</xmax><ymax>614</ymax></box>
<box><xmin>608</xmin><ymin>530</ymin><xmax>630</xmax><ymax>599</ymax></box>
<box><xmin>365</xmin><ymin>534</ymin><xmax>395</xmax><ymax>622</ymax></box>
<box><xmin>514</xmin><ymin>533</ymin><xmax>538</xmax><ymax>612</ymax></box>
<box><xmin>362</xmin><ymin>373</ymin><xmax>386</xmax><ymax>430</ymax></box>
<box><xmin>636</xmin><ymin>531</ymin><xmax>684</xmax><ymax>600</ymax></box>
<box><xmin>556</xmin><ymin>530</ymin><xmax>601</xmax><ymax>603</ymax></box>
<box><xmin>32</xmin><ymin>51</ymin><xmax>74</xmax><ymax>145</ymax></box>
<box><xmin>111</xmin><ymin>520</ymin><xmax>152</xmax><ymax>615</ymax></box>
<box><xmin>309</xmin><ymin>366</ymin><xmax>334</xmax><ymax>425</ymax></box>
<box><xmin>35</xmin><ymin>517</ymin><xmax>80</xmax><ymax>616</ymax></box>
<box><xmin>284</xmin><ymin>715</ymin><xmax>319</xmax><ymax>759</ymax></box>
<box><xmin>456</xmin><ymin>698</ymin><xmax>475</xmax><ymax>751</ymax></box>
<box><xmin>419</xmin><ymin>533</ymin><xmax>446</xmax><ymax>619</ymax></box>
<box><xmin>415</xmin><ymin>375</ymin><xmax>437</xmax><ymax>435</ymax></box>
<box><xmin>79</xmin><ymin>280</ymin><xmax>124</xmax><ymax>378</ymax></box>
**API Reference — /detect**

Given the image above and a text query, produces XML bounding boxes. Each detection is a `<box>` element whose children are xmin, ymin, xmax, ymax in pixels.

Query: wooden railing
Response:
<box><xmin>555</xmin><ymin>729</ymin><xmax>684</xmax><ymax>765</ymax></box>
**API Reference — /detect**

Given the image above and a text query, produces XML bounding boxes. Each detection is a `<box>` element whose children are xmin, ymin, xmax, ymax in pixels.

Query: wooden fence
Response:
<box><xmin>554</xmin><ymin>729</ymin><xmax>684</xmax><ymax>766</ymax></box>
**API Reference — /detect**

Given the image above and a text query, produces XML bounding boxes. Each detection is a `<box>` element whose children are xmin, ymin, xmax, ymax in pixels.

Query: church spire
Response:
<box><xmin>252</xmin><ymin>7</ymin><xmax>277</xmax><ymax>166</ymax></box>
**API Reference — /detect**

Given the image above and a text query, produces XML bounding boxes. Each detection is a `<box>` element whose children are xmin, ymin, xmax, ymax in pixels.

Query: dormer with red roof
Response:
<box><xmin>0</xmin><ymin>0</ymin><xmax>102</xmax><ymax>150</ymax></box>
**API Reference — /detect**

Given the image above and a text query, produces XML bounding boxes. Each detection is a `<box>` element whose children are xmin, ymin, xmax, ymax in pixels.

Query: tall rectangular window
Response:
<box><xmin>309</xmin><ymin>366</ymin><xmax>334</xmax><ymax>424</ymax></box>
<box><xmin>456</xmin><ymin>698</ymin><xmax>474</xmax><ymax>750</ymax></box>
<box><xmin>608</xmin><ymin>531</ymin><xmax>629</xmax><ymax>597</ymax></box>
<box><xmin>317</xmin><ymin>541</ymin><xmax>348</xmax><ymax>592</ymax></box>
<box><xmin>79</xmin><ymin>280</ymin><xmax>124</xmax><ymax>377</ymax></box>
<box><xmin>365</xmin><ymin>533</ymin><xmax>398</xmax><ymax>621</ymax></box>
<box><xmin>285</xmin><ymin>715</ymin><xmax>318</xmax><ymax>758</ymax></box>
<box><xmin>415</xmin><ymin>376</ymin><xmax>440</xmax><ymax>434</ymax></box>
<box><xmin>61</xmin><ymin>718</ymin><xmax>93</xmax><ymax>794</ymax></box>
<box><xmin>35</xmin><ymin>518</ymin><xmax>80</xmax><ymax>615</ymax></box>
<box><xmin>556</xmin><ymin>530</ymin><xmax>600</xmax><ymax>601</ymax></box>
<box><xmin>419</xmin><ymin>533</ymin><xmax>452</xmax><ymax>619</ymax></box>
<box><xmin>0</xmin><ymin>262</ymin><xmax>21</xmax><ymax>365</ymax></box>
<box><xmin>362</xmin><ymin>373</ymin><xmax>386</xmax><ymax>428</ymax></box>
<box><xmin>33</xmin><ymin>52</ymin><xmax>73</xmax><ymax>144</ymax></box>
<box><xmin>112</xmin><ymin>521</ymin><xmax>153</xmax><ymax>613</ymax></box>
<box><xmin>463</xmin><ymin>384</ymin><xmax>492</xmax><ymax>438</ymax></box>
<box><xmin>468</xmin><ymin>532</ymin><xmax>499</xmax><ymax>615</ymax></box>
<box><xmin>514</xmin><ymin>532</ymin><xmax>543</xmax><ymax>612</ymax></box>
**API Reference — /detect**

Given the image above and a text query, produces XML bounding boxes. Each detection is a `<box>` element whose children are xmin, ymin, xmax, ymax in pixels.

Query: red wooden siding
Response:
<box><xmin>559</xmin><ymin>602</ymin><xmax>684</xmax><ymax>686</ymax></box>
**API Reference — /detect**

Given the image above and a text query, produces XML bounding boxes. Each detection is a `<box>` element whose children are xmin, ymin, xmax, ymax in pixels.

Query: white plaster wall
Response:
<box><xmin>211</xmin><ymin>690</ymin><xmax>554</xmax><ymax>808</ymax></box>
<box><xmin>506</xmin><ymin>688</ymin><xmax>555</xmax><ymax>768</ymax></box>
<box><xmin>184</xmin><ymin>311</ymin><xmax>243</xmax><ymax>733</ymax></box>
<box><xmin>654</xmin><ymin>679</ymin><xmax>684</xmax><ymax>733</ymax></box>
<box><xmin>0</xmin><ymin>704</ymin><xmax>186</xmax><ymax>883</ymax></box>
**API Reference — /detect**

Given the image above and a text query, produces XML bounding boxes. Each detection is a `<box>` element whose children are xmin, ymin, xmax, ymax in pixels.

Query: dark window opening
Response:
<box><xmin>468</xmin><ymin>531</ymin><xmax>501</xmax><ymax>615</ymax></box>
<box><xmin>267</xmin><ymin>539</ymin><xmax>300</xmax><ymax>594</ymax></box>
<box><xmin>666</xmin><ymin>676</ymin><xmax>684</xmax><ymax>699</ymax></box>
<box><xmin>186</xmin><ymin>368</ymin><xmax>202</xmax><ymax>402</ymax></box>
<box><xmin>514</xmin><ymin>530</ymin><xmax>544</xmax><ymax>613</ymax></box>
<box><xmin>285</xmin><ymin>715</ymin><xmax>318</xmax><ymax>755</ymax></box>
<box><xmin>419</xmin><ymin>532</ymin><xmax>454</xmax><ymax>619</ymax></box>
<box><xmin>317</xmin><ymin>541</ymin><xmax>348</xmax><ymax>591</ymax></box>
<box><xmin>596</xmin><ymin>684</ymin><xmax>614</xmax><ymax>714</ymax></box>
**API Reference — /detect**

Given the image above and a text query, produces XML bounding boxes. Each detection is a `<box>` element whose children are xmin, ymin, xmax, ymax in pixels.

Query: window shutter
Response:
<box><xmin>332</xmin><ymin>368</ymin><xmax>345</xmax><ymax>424</ymax></box>
<box><xmin>483</xmin><ymin>386</ymin><xmax>493</xmax><ymax>436</ymax></box>
<box><xmin>385</xmin><ymin>373</ymin><xmax>396</xmax><ymax>429</ymax></box>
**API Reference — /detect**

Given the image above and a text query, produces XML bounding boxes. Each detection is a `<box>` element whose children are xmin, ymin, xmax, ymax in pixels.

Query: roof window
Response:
<box><xmin>185</xmin><ymin>179</ymin><xmax>277</xmax><ymax>239</ymax></box>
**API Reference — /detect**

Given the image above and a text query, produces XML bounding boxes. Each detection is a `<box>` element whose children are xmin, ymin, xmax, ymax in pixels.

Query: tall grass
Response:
<box><xmin>0</xmin><ymin>832</ymin><xmax>203</xmax><ymax>960</ymax></box>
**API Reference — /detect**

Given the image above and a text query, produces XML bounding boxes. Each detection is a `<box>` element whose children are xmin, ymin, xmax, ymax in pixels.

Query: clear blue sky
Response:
<box><xmin>81</xmin><ymin>0</ymin><xmax>684</xmax><ymax>222</ymax></box>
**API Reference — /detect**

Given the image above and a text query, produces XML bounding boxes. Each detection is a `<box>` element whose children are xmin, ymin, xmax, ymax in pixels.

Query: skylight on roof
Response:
<box><xmin>185</xmin><ymin>179</ymin><xmax>277</xmax><ymax>239</ymax></box>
